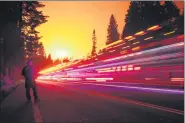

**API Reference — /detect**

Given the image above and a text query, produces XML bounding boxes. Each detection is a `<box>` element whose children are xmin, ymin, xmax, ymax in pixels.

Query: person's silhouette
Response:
<box><xmin>22</xmin><ymin>59</ymin><xmax>39</xmax><ymax>102</ymax></box>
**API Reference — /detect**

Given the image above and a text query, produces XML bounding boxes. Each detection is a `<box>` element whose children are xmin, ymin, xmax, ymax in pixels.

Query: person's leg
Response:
<box><xmin>26</xmin><ymin>87</ymin><xmax>31</xmax><ymax>101</ymax></box>
<box><xmin>32</xmin><ymin>85</ymin><xmax>39</xmax><ymax>100</ymax></box>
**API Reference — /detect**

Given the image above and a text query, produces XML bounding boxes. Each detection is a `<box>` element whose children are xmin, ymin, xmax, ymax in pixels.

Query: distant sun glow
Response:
<box><xmin>54</xmin><ymin>49</ymin><xmax>68</xmax><ymax>59</ymax></box>
<box><xmin>36</xmin><ymin>1</ymin><xmax>184</xmax><ymax>59</ymax></box>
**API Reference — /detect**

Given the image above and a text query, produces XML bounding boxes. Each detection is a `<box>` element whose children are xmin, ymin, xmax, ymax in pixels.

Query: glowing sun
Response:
<box><xmin>54</xmin><ymin>49</ymin><xmax>68</xmax><ymax>59</ymax></box>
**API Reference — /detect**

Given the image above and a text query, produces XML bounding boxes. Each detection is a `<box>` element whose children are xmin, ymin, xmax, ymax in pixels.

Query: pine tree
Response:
<box><xmin>63</xmin><ymin>57</ymin><xmax>70</xmax><ymax>63</ymax></box>
<box><xmin>162</xmin><ymin>1</ymin><xmax>180</xmax><ymax>21</ymax></box>
<box><xmin>34</xmin><ymin>42</ymin><xmax>47</xmax><ymax>70</ymax></box>
<box><xmin>121</xmin><ymin>1</ymin><xmax>164</xmax><ymax>38</ymax></box>
<box><xmin>53</xmin><ymin>59</ymin><xmax>61</xmax><ymax>65</ymax></box>
<box><xmin>22</xmin><ymin>1</ymin><xmax>48</xmax><ymax>60</ymax></box>
<box><xmin>177</xmin><ymin>8</ymin><xmax>184</xmax><ymax>34</ymax></box>
<box><xmin>140</xmin><ymin>2</ymin><xmax>164</xmax><ymax>26</ymax></box>
<box><xmin>121</xmin><ymin>2</ymin><xmax>142</xmax><ymax>38</ymax></box>
<box><xmin>106</xmin><ymin>14</ymin><xmax>120</xmax><ymax>45</ymax></box>
<box><xmin>0</xmin><ymin>2</ymin><xmax>23</xmax><ymax>79</ymax></box>
<box><xmin>37</xmin><ymin>42</ymin><xmax>45</xmax><ymax>57</ymax></box>
<box><xmin>47</xmin><ymin>54</ymin><xmax>53</xmax><ymax>65</ymax></box>
<box><xmin>91</xmin><ymin>29</ymin><xmax>97</xmax><ymax>56</ymax></box>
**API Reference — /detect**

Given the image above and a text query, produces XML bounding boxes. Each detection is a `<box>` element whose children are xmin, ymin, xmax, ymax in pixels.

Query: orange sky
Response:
<box><xmin>36</xmin><ymin>1</ymin><xmax>184</xmax><ymax>60</ymax></box>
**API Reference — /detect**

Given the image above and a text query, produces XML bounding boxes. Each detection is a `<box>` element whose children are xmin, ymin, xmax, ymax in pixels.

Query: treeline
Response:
<box><xmin>122</xmin><ymin>1</ymin><xmax>183</xmax><ymax>38</ymax></box>
<box><xmin>42</xmin><ymin>54</ymin><xmax>71</xmax><ymax>70</ymax></box>
<box><xmin>0</xmin><ymin>2</ymin><xmax>49</xmax><ymax>80</ymax></box>
<box><xmin>90</xmin><ymin>1</ymin><xmax>184</xmax><ymax>57</ymax></box>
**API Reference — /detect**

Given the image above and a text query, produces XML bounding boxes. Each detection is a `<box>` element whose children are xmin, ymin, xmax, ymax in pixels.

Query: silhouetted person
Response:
<box><xmin>22</xmin><ymin>60</ymin><xmax>39</xmax><ymax>102</ymax></box>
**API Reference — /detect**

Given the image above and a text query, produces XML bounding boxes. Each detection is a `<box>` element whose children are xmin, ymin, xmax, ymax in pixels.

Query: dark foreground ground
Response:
<box><xmin>0</xmin><ymin>80</ymin><xmax>184</xmax><ymax>123</ymax></box>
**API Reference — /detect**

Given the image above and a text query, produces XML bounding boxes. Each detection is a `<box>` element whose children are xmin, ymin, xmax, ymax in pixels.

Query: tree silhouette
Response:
<box><xmin>121</xmin><ymin>2</ymin><xmax>141</xmax><ymax>38</ymax></box>
<box><xmin>47</xmin><ymin>54</ymin><xmax>53</xmax><ymax>65</ymax></box>
<box><xmin>106</xmin><ymin>14</ymin><xmax>120</xmax><ymax>45</ymax></box>
<box><xmin>121</xmin><ymin>2</ymin><xmax>164</xmax><ymax>38</ymax></box>
<box><xmin>63</xmin><ymin>57</ymin><xmax>70</xmax><ymax>63</ymax></box>
<box><xmin>141</xmin><ymin>2</ymin><xmax>164</xmax><ymax>27</ymax></box>
<box><xmin>22</xmin><ymin>1</ymin><xmax>48</xmax><ymax>60</ymax></box>
<box><xmin>53</xmin><ymin>59</ymin><xmax>61</xmax><ymax>65</ymax></box>
<box><xmin>0</xmin><ymin>2</ymin><xmax>23</xmax><ymax>79</ymax></box>
<box><xmin>91</xmin><ymin>29</ymin><xmax>97</xmax><ymax>57</ymax></box>
<box><xmin>37</xmin><ymin>42</ymin><xmax>45</xmax><ymax>57</ymax></box>
<box><xmin>177</xmin><ymin>8</ymin><xmax>184</xmax><ymax>34</ymax></box>
<box><xmin>0</xmin><ymin>2</ymin><xmax>48</xmax><ymax>80</ymax></box>
<box><xmin>32</xmin><ymin>42</ymin><xmax>47</xmax><ymax>70</ymax></box>
<box><xmin>162</xmin><ymin>1</ymin><xmax>180</xmax><ymax>21</ymax></box>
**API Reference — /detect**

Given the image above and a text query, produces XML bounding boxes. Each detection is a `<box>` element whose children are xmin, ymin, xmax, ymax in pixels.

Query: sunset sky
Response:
<box><xmin>36</xmin><ymin>1</ymin><xmax>184</xmax><ymax>60</ymax></box>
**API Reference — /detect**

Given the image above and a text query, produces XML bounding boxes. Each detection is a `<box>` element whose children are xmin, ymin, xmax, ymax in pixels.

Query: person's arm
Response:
<box><xmin>21</xmin><ymin>67</ymin><xmax>25</xmax><ymax>76</ymax></box>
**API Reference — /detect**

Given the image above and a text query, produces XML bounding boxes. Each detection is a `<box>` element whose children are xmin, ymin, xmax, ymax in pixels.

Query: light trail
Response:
<box><xmin>41</xmin><ymin>42</ymin><xmax>184</xmax><ymax>75</ymax></box>
<box><xmin>58</xmin><ymin>81</ymin><xmax>184</xmax><ymax>94</ymax></box>
<box><xmin>103</xmin><ymin>42</ymin><xmax>183</xmax><ymax>62</ymax></box>
<box><xmin>36</xmin><ymin>80</ymin><xmax>184</xmax><ymax>94</ymax></box>
<box><xmin>63</xmin><ymin>42</ymin><xmax>183</xmax><ymax>73</ymax></box>
<box><xmin>37</xmin><ymin>80</ymin><xmax>184</xmax><ymax>115</ymax></box>
<box><xmin>67</xmin><ymin>52</ymin><xmax>183</xmax><ymax>73</ymax></box>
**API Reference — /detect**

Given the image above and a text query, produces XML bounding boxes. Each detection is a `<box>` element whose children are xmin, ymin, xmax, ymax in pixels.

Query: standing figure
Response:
<box><xmin>22</xmin><ymin>59</ymin><xmax>39</xmax><ymax>102</ymax></box>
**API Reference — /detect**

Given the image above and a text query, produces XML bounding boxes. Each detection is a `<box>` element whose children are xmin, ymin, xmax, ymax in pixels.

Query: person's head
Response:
<box><xmin>27</xmin><ymin>59</ymin><xmax>33</xmax><ymax>66</ymax></box>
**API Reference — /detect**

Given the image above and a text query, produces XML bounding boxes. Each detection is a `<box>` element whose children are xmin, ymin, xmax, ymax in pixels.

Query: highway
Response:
<box><xmin>0</xmin><ymin>80</ymin><xmax>183</xmax><ymax>123</ymax></box>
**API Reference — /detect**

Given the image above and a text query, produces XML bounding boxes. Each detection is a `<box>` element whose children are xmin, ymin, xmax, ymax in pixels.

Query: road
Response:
<box><xmin>0</xmin><ymin>80</ymin><xmax>184</xmax><ymax>123</ymax></box>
